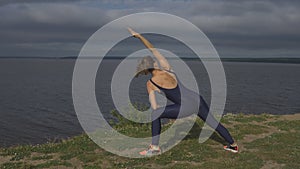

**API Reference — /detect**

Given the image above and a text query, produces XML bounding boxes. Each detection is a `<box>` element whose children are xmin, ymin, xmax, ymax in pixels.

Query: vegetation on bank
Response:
<box><xmin>0</xmin><ymin>113</ymin><xmax>299</xmax><ymax>169</ymax></box>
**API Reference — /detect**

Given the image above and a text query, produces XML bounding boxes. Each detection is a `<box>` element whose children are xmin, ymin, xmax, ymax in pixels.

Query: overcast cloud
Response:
<box><xmin>0</xmin><ymin>0</ymin><xmax>299</xmax><ymax>57</ymax></box>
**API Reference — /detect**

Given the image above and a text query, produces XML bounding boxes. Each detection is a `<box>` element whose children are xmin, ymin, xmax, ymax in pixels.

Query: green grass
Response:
<box><xmin>224</xmin><ymin>113</ymin><xmax>269</xmax><ymax>123</ymax></box>
<box><xmin>0</xmin><ymin>113</ymin><xmax>299</xmax><ymax>169</ymax></box>
<box><xmin>34</xmin><ymin>160</ymin><xmax>72</xmax><ymax>168</ymax></box>
<box><xmin>232</xmin><ymin>123</ymin><xmax>268</xmax><ymax>140</ymax></box>
<box><xmin>268</xmin><ymin>120</ymin><xmax>300</xmax><ymax>131</ymax></box>
<box><xmin>0</xmin><ymin>162</ymin><xmax>33</xmax><ymax>169</ymax></box>
<box><xmin>31</xmin><ymin>155</ymin><xmax>53</xmax><ymax>161</ymax></box>
<box><xmin>245</xmin><ymin>120</ymin><xmax>300</xmax><ymax>169</ymax></box>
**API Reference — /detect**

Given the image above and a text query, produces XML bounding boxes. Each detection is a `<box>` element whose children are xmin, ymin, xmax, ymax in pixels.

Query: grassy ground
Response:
<box><xmin>0</xmin><ymin>113</ymin><xmax>299</xmax><ymax>169</ymax></box>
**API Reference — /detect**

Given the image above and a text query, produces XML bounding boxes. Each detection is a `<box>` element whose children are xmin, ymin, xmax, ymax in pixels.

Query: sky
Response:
<box><xmin>0</xmin><ymin>0</ymin><xmax>299</xmax><ymax>58</ymax></box>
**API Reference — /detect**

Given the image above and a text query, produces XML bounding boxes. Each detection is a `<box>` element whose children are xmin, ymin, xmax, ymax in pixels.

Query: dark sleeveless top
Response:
<box><xmin>149</xmin><ymin>77</ymin><xmax>181</xmax><ymax>105</ymax></box>
<box><xmin>149</xmin><ymin>70</ymin><xmax>201</xmax><ymax>114</ymax></box>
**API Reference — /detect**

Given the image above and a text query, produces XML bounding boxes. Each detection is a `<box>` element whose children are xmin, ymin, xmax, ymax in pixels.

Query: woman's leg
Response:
<box><xmin>151</xmin><ymin>104</ymin><xmax>181</xmax><ymax>145</ymax></box>
<box><xmin>151</xmin><ymin>96</ymin><xmax>235</xmax><ymax>145</ymax></box>
<box><xmin>198</xmin><ymin>96</ymin><xmax>234</xmax><ymax>144</ymax></box>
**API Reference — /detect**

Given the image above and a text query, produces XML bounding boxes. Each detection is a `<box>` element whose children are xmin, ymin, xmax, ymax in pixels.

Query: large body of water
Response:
<box><xmin>0</xmin><ymin>58</ymin><xmax>299</xmax><ymax>147</ymax></box>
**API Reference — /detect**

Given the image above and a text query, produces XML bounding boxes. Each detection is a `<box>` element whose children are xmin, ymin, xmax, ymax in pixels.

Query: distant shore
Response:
<box><xmin>1</xmin><ymin>56</ymin><xmax>300</xmax><ymax>64</ymax></box>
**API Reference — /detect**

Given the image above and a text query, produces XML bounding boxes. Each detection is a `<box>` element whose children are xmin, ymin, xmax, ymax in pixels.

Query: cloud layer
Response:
<box><xmin>0</xmin><ymin>0</ymin><xmax>299</xmax><ymax>57</ymax></box>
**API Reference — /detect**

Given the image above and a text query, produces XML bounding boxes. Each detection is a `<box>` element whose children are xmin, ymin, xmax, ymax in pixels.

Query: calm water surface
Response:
<box><xmin>0</xmin><ymin>58</ymin><xmax>299</xmax><ymax>146</ymax></box>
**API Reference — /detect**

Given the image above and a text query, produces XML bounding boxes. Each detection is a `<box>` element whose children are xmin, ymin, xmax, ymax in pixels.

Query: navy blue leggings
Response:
<box><xmin>151</xmin><ymin>96</ymin><xmax>234</xmax><ymax>145</ymax></box>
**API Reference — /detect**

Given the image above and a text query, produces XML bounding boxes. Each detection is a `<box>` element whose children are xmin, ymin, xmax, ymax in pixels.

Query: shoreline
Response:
<box><xmin>1</xmin><ymin>113</ymin><xmax>300</xmax><ymax>149</ymax></box>
<box><xmin>2</xmin><ymin>112</ymin><xmax>299</xmax><ymax>149</ymax></box>
<box><xmin>1</xmin><ymin>57</ymin><xmax>300</xmax><ymax>64</ymax></box>
<box><xmin>1</xmin><ymin>113</ymin><xmax>300</xmax><ymax>168</ymax></box>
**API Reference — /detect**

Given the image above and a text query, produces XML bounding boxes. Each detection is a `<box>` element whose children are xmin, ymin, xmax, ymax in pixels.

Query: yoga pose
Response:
<box><xmin>128</xmin><ymin>28</ymin><xmax>238</xmax><ymax>155</ymax></box>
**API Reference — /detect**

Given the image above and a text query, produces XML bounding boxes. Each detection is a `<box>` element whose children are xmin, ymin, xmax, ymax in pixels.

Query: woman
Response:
<box><xmin>128</xmin><ymin>28</ymin><xmax>238</xmax><ymax>156</ymax></box>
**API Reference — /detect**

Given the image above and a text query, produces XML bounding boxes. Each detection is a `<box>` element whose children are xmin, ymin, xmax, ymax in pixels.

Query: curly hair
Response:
<box><xmin>135</xmin><ymin>56</ymin><xmax>155</xmax><ymax>77</ymax></box>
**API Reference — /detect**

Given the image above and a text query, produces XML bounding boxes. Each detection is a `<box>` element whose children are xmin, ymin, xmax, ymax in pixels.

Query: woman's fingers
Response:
<box><xmin>127</xmin><ymin>27</ymin><xmax>133</xmax><ymax>33</ymax></box>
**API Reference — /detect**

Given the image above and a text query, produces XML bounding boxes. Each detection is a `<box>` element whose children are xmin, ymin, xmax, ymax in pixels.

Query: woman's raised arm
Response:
<box><xmin>128</xmin><ymin>28</ymin><xmax>171</xmax><ymax>70</ymax></box>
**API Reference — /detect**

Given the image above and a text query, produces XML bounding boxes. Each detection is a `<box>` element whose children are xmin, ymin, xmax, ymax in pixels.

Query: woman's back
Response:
<box><xmin>150</xmin><ymin>70</ymin><xmax>199</xmax><ymax>107</ymax></box>
<box><xmin>150</xmin><ymin>70</ymin><xmax>177</xmax><ymax>89</ymax></box>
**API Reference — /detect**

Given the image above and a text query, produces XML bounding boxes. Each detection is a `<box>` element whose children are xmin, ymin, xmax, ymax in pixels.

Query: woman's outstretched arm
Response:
<box><xmin>128</xmin><ymin>28</ymin><xmax>171</xmax><ymax>70</ymax></box>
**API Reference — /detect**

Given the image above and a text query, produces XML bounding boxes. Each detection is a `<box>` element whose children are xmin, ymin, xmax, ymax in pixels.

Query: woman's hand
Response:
<box><xmin>128</xmin><ymin>27</ymin><xmax>171</xmax><ymax>70</ymax></box>
<box><xmin>127</xmin><ymin>27</ymin><xmax>140</xmax><ymax>38</ymax></box>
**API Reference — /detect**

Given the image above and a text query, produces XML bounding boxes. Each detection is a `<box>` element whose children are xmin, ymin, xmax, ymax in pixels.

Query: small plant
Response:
<box><xmin>110</xmin><ymin>102</ymin><xmax>152</xmax><ymax>128</ymax></box>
